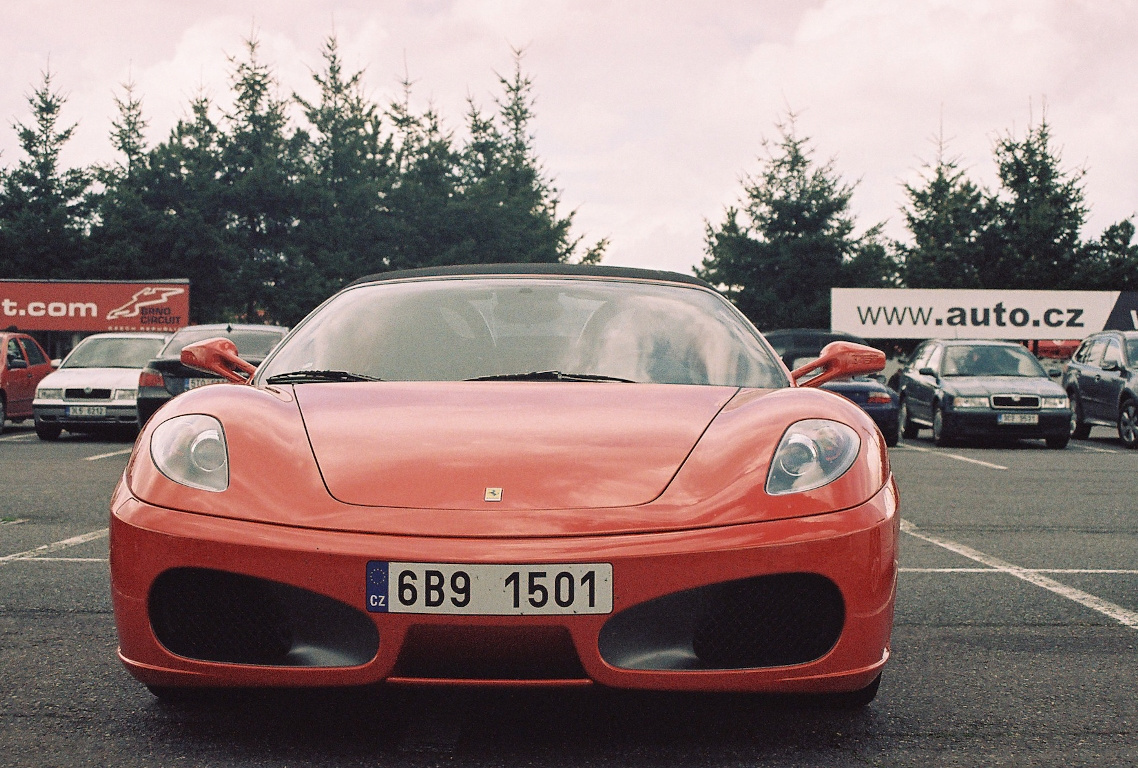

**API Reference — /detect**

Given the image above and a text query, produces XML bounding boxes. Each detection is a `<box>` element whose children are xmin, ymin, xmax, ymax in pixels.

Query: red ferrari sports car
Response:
<box><xmin>110</xmin><ymin>264</ymin><xmax>898</xmax><ymax>705</ymax></box>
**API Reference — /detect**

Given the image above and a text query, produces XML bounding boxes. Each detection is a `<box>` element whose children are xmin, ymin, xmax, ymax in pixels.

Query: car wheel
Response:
<box><xmin>0</xmin><ymin>397</ymin><xmax>6</xmax><ymax>434</ymax></box>
<box><xmin>1119</xmin><ymin>400</ymin><xmax>1138</xmax><ymax>449</ymax></box>
<box><xmin>35</xmin><ymin>421</ymin><xmax>62</xmax><ymax>441</ymax></box>
<box><xmin>883</xmin><ymin>418</ymin><xmax>899</xmax><ymax>447</ymax></box>
<box><xmin>899</xmin><ymin>399</ymin><xmax>919</xmax><ymax>438</ymax></box>
<box><xmin>1070</xmin><ymin>395</ymin><xmax>1091</xmax><ymax>440</ymax></box>
<box><xmin>932</xmin><ymin>404</ymin><xmax>953</xmax><ymax>446</ymax></box>
<box><xmin>1046</xmin><ymin>433</ymin><xmax>1069</xmax><ymax>449</ymax></box>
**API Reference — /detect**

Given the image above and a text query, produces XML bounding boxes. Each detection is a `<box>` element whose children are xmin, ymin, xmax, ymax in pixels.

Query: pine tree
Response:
<box><xmin>698</xmin><ymin>115</ymin><xmax>889</xmax><ymax>330</ymax></box>
<box><xmin>900</xmin><ymin>138</ymin><xmax>990</xmax><ymax>288</ymax></box>
<box><xmin>294</xmin><ymin>36</ymin><xmax>396</xmax><ymax>295</ymax></box>
<box><xmin>981</xmin><ymin>115</ymin><xmax>1088</xmax><ymax>289</ymax></box>
<box><xmin>0</xmin><ymin>68</ymin><xmax>91</xmax><ymax>278</ymax></box>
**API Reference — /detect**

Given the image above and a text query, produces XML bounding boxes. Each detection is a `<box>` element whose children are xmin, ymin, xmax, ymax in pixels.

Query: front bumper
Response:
<box><xmin>110</xmin><ymin>480</ymin><xmax>898</xmax><ymax>694</ymax></box>
<box><xmin>942</xmin><ymin>408</ymin><xmax>1071</xmax><ymax>439</ymax></box>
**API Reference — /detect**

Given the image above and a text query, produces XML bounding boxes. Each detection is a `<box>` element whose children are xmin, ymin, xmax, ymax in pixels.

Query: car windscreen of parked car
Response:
<box><xmin>61</xmin><ymin>336</ymin><xmax>168</xmax><ymax>369</ymax></box>
<box><xmin>941</xmin><ymin>344</ymin><xmax>1047</xmax><ymax>378</ymax></box>
<box><xmin>258</xmin><ymin>277</ymin><xmax>788</xmax><ymax>388</ymax></box>
<box><xmin>160</xmin><ymin>327</ymin><xmax>285</xmax><ymax>359</ymax></box>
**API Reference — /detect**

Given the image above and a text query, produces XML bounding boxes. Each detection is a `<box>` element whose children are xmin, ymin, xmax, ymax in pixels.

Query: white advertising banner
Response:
<box><xmin>832</xmin><ymin>288</ymin><xmax>1138</xmax><ymax>339</ymax></box>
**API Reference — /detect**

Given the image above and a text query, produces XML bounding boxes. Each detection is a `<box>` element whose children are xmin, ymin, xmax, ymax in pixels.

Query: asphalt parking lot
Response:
<box><xmin>1</xmin><ymin>424</ymin><xmax>1135</xmax><ymax>767</ymax></box>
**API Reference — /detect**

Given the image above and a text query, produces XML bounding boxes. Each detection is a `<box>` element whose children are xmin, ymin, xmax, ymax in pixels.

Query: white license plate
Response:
<box><xmin>65</xmin><ymin>405</ymin><xmax>106</xmax><ymax>417</ymax></box>
<box><xmin>998</xmin><ymin>413</ymin><xmax>1039</xmax><ymax>425</ymax></box>
<box><xmin>366</xmin><ymin>562</ymin><xmax>613</xmax><ymax>615</ymax></box>
<box><xmin>184</xmin><ymin>377</ymin><xmax>221</xmax><ymax>390</ymax></box>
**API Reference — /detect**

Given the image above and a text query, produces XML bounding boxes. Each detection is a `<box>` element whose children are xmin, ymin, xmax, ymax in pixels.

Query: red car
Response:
<box><xmin>111</xmin><ymin>265</ymin><xmax>898</xmax><ymax>705</ymax></box>
<box><xmin>2</xmin><ymin>331</ymin><xmax>54</xmax><ymax>432</ymax></box>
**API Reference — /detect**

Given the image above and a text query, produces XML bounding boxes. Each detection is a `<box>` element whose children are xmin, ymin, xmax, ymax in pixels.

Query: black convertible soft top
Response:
<box><xmin>347</xmin><ymin>262</ymin><xmax>713</xmax><ymax>290</ymax></box>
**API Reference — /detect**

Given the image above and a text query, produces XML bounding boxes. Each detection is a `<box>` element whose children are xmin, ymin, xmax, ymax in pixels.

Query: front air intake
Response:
<box><xmin>148</xmin><ymin>568</ymin><xmax>379</xmax><ymax>667</ymax></box>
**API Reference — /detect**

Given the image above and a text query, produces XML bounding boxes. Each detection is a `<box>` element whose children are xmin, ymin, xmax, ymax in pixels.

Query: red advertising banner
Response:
<box><xmin>0</xmin><ymin>280</ymin><xmax>190</xmax><ymax>332</ymax></box>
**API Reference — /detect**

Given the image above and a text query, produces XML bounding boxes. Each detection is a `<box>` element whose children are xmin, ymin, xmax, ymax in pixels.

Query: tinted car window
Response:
<box><xmin>62</xmin><ymin>336</ymin><xmax>167</xmax><ymax>369</ymax></box>
<box><xmin>1127</xmin><ymin>339</ymin><xmax>1138</xmax><ymax>365</ymax></box>
<box><xmin>942</xmin><ymin>344</ymin><xmax>1046</xmax><ymax>377</ymax></box>
<box><xmin>1083</xmin><ymin>338</ymin><xmax>1108</xmax><ymax>367</ymax></box>
<box><xmin>161</xmin><ymin>328</ymin><xmax>285</xmax><ymax>359</ymax></box>
<box><xmin>20</xmin><ymin>339</ymin><xmax>47</xmax><ymax>366</ymax></box>
<box><xmin>1102</xmin><ymin>338</ymin><xmax>1123</xmax><ymax>368</ymax></box>
<box><xmin>6</xmin><ymin>339</ymin><xmax>25</xmax><ymax>364</ymax></box>
<box><xmin>260</xmin><ymin>278</ymin><xmax>788</xmax><ymax>388</ymax></box>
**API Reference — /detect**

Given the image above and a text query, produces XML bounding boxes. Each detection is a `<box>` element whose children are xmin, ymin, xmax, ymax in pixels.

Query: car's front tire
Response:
<box><xmin>899</xmin><ymin>399</ymin><xmax>919</xmax><ymax>439</ymax></box>
<box><xmin>35</xmin><ymin>420</ymin><xmax>62</xmax><ymax>441</ymax></box>
<box><xmin>1046</xmin><ymin>433</ymin><xmax>1070</xmax><ymax>449</ymax></box>
<box><xmin>1119</xmin><ymin>400</ymin><xmax>1138</xmax><ymax>449</ymax></box>
<box><xmin>1070</xmin><ymin>394</ymin><xmax>1091</xmax><ymax>439</ymax></box>
<box><xmin>932</xmin><ymin>404</ymin><xmax>953</xmax><ymax>446</ymax></box>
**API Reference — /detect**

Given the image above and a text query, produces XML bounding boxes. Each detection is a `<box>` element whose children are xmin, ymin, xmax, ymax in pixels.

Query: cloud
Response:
<box><xmin>2</xmin><ymin>1</ymin><xmax>1137</xmax><ymax>276</ymax></box>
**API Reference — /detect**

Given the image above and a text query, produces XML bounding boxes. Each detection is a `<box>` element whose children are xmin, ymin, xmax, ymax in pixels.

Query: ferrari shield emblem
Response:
<box><xmin>484</xmin><ymin>487</ymin><xmax>503</xmax><ymax>502</ymax></box>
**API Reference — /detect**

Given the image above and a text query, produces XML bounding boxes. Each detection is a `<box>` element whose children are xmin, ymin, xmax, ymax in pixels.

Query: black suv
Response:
<box><xmin>1063</xmin><ymin>331</ymin><xmax>1138</xmax><ymax>448</ymax></box>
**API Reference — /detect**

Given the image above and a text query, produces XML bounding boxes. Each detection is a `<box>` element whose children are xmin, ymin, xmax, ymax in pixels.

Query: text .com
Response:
<box><xmin>2</xmin><ymin>299</ymin><xmax>98</xmax><ymax>318</ymax></box>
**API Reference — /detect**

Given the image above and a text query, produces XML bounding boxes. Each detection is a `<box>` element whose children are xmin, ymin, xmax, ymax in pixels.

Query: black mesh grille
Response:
<box><xmin>691</xmin><ymin>573</ymin><xmax>844</xmax><ymax>668</ymax></box>
<box><xmin>65</xmin><ymin>388</ymin><xmax>112</xmax><ymax>399</ymax></box>
<box><xmin>150</xmin><ymin>569</ymin><xmax>293</xmax><ymax>665</ymax></box>
<box><xmin>991</xmin><ymin>394</ymin><xmax>1040</xmax><ymax>409</ymax></box>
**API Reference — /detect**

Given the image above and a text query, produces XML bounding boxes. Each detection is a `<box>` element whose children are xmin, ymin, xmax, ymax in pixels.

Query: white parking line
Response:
<box><xmin>0</xmin><ymin>432</ymin><xmax>38</xmax><ymax>443</ymax></box>
<box><xmin>0</xmin><ymin>528</ymin><xmax>109</xmax><ymax>565</ymax></box>
<box><xmin>85</xmin><ymin>448</ymin><xmax>133</xmax><ymax>461</ymax></box>
<box><xmin>901</xmin><ymin>519</ymin><xmax>1138</xmax><ymax>629</ymax></box>
<box><xmin>1075</xmin><ymin>445</ymin><xmax>1118</xmax><ymax>454</ymax></box>
<box><xmin>17</xmin><ymin>557</ymin><xmax>108</xmax><ymax>562</ymax></box>
<box><xmin>896</xmin><ymin>443</ymin><xmax>1008</xmax><ymax>470</ymax></box>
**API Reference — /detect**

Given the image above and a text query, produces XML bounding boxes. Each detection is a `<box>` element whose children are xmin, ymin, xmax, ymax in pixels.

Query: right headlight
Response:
<box><xmin>150</xmin><ymin>414</ymin><xmax>229</xmax><ymax>492</ymax></box>
<box><xmin>36</xmin><ymin>387</ymin><xmax>63</xmax><ymax>400</ymax></box>
<box><xmin>766</xmin><ymin>419</ymin><xmax>861</xmax><ymax>496</ymax></box>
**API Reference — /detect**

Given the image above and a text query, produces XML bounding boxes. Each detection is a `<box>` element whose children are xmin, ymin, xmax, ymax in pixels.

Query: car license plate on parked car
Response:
<box><xmin>998</xmin><ymin>413</ymin><xmax>1039</xmax><ymax>425</ymax></box>
<box><xmin>66</xmin><ymin>406</ymin><xmax>106</xmax><ymax>417</ymax></box>
<box><xmin>366</xmin><ymin>561</ymin><xmax>613</xmax><ymax>615</ymax></box>
<box><xmin>183</xmin><ymin>378</ymin><xmax>221</xmax><ymax>390</ymax></box>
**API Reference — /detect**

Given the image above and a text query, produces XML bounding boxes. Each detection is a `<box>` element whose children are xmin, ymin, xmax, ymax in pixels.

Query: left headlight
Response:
<box><xmin>150</xmin><ymin>414</ymin><xmax>229</xmax><ymax>492</ymax></box>
<box><xmin>1041</xmin><ymin>396</ymin><xmax>1069</xmax><ymax>409</ymax></box>
<box><xmin>766</xmin><ymin>419</ymin><xmax>861</xmax><ymax>496</ymax></box>
<box><xmin>952</xmin><ymin>396</ymin><xmax>990</xmax><ymax>409</ymax></box>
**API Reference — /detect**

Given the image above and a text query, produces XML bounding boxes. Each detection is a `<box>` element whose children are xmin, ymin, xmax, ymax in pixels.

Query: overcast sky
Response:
<box><xmin>3</xmin><ymin>1</ymin><xmax>1136</xmax><ymax>275</ymax></box>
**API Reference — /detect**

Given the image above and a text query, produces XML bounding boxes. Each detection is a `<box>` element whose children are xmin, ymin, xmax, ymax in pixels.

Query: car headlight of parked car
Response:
<box><xmin>113</xmin><ymin>388</ymin><xmax>138</xmax><ymax>400</ymax></box>
<box><xmin>766</xmin><ymin>419</ymin><xmax>860</xmax><ymax>496</ymax></box>
<box><xmin>36</xmin><ymin>387</ymin><xmax>63</xmax><ymax>400</ymax></box>
<box><xmin>952</xmin><ymin>396</ymin><xmax>990</xmax><ymax>409</ymax></box>
<box><xmin>1041</xmin><ymin>396</ymin><xmax>1069</xmax><ymax>409</ymax></box>
<box><xmin>150</xmin><ymin>414</ymin><xmax>229</xmax><ymax>492</ymax></box>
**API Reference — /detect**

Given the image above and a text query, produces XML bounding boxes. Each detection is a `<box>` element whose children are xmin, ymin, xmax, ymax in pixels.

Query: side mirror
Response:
<box><xmin>180</xmin><ymin>338</ymin><xmax>257</xmax><ymax>384</ymax></box>
<box><xmin>793</xmin><ymin>341</ymin><xmax>886</xmax><ymax>388</ymax></box>
<box><xmin>919</xmin><ymin>367</ymin><xmax>937</xmax><ymax>378</ymax></box>
<box><xmin>51</xmin><ymin>358</ymin><xmax>62</xmax><ymax>369</ymax></box>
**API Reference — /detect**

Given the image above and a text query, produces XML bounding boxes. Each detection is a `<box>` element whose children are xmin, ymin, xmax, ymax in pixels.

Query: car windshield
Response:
<box><xmin>62</xmin><ymin>337</ymin><xmax>167</xmax><ymax>369</ymax></box>
<box><xmin>258</xmin><ymin>277</ymin><xmax>788</xmax><ymax>387</ymax></box>
<box><xmin>161</xmin><ymin>328</ymin><xmax>285</xmax><ymax>359</ymax></box>
<box><xmin>941</xmin><ymin>345</ymin><xmax>1047</xmax><ymax>377</ymax></box>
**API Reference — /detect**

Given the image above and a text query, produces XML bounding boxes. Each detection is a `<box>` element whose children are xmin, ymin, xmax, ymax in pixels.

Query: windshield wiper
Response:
<box><xmin>266</xmin><ymin>370</ymin><xmax>382</xmax><ymax>384</ymax></box>
<box><xmin>465</xmin><ymin>370</ymin><xmax>635</xmax><ymax>383</ymax></box>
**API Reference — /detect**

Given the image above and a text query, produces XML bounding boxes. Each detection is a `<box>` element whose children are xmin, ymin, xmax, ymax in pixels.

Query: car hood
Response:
<box><xmin>941</xmin><ymin>376</ymin><xmax>1065</xmax><ymax>397</ymax></box>
<box><xmin>37</xmin><ymin>367</ymin><xmax>141</xmax><ymax>391</ymax></box>
<box><xmin>295</xmin><ymin>382</ymin><xmax>738</xmax><ymax>510</ymax></box>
